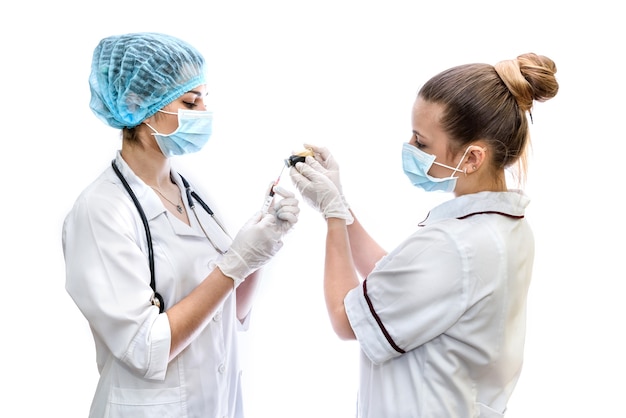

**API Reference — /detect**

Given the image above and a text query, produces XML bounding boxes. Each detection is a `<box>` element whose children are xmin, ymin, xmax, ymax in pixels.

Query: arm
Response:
<box><xmin>233</xmin><ymin>187</ymin><xmax>298</xmax><ymax>322</ymax></box>
<box><xmin>289</xmin><ymin>160</ymin><xmax>360</xmax><ymax>339</ymax></box>
<box><xmin>167</xmin><ymin>267</ymin><xmax>263</xmax><ymax>360</ymax></box>
<box><xmin>235</xmin><ymin>270</ymin><xmax>262</xmax><ymax>322</ymax></box>
<box><xmin>346</xmin><ymin>213</ymin><xmax>387</xmax><ymax>279</ymax></box>
<box><xmin>65</xmin><ymin>183</ymin><xmax>297</xmax><ymax>373</ymax></box>
<box><xmin>325</xmin><ymin>218</ymin><xmax>359</xmax><ymax>339</ymax></box>
<box><xmin>300</xmin><ymin>144</ymin><xmax>386</xmax><ymax>278</ymax></box>
<box><xmin>166</xmin><ymin>267</ymin><xmax>235</xmax><ymax>360</ymax></box>
<box><xmin>169</xmin><ymin>187</ymin><xmax>299</xmax><ymax>359</ymax></box>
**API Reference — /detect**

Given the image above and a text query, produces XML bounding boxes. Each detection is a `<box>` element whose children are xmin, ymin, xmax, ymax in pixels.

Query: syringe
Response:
<box><xmin>261</xmin><ymin>149</ymin><xmax>312</xmax><ymax>214</ymax></box>
<box><xmin>260</xmin><ymin>164</ymin><xmax>286</xmax><ymax>214</ymax></box>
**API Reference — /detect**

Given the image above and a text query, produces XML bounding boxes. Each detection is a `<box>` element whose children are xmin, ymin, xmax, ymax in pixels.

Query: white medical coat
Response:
<box><xmin>345</xmin><ymin>191</ymin><xmax>534</xmax><ymax>418</ymax></box>
<box><xmin>63</xmin><ymin>152</ymin><xmax>244</xmax><ymax>418</ymax></box>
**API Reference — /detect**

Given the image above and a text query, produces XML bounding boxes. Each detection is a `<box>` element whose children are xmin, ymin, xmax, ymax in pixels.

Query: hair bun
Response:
<box><xmin>494</xmin><ymin>53</ymin><xmax>559</xmax><ymax>112</ymax></box>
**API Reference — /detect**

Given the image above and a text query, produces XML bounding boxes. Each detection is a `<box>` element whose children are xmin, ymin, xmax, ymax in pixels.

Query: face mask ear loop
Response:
<box><xmin>144</xmin><ymin>122</ymin><xmax>159</xmax><ymax>136</ymax></box>
<box><xmin>144</xmin><ymin>109</ymin><xmax>179</xmax><ymax>135</ymax></box>
<box><xmin>460</xmin><ymin>145</ymin><xmax>487</xmax><ymax>175</ymax></box>
<box><xmin>454</xmin><ymin>146</ymin><xmax>472</xmax><ymax>177</ymax></box>
<box><xmin>145</xmin><ymin>113</ymin><xmax>183</xmax><ymax>137</ymax></box>
<box><xmin>432</xmin><ymin>160</ymin><xmax>465</xmax><ymax>175</ymax></box>
<box><xmin>434</xmin><ymin>146</ymin><xmax>472</xmax><ymax>177</ymax></box>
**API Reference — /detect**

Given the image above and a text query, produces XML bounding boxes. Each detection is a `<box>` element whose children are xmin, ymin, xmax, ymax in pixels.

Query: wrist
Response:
<box><xmin>323</xmin><ymin>209</ymin><xmax>353</xmax><ymax>225</ymax></box>
<box><xmin>213</xmin><ymin>253</ymin><xmax>247</xmax><ymax>288</ymax></box>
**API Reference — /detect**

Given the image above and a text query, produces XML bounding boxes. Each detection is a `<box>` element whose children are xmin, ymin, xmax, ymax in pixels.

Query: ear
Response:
<box><xmin>462</xmin><ymin>144</ymin><xmax>487</xmax><ymax>174</ymax></box>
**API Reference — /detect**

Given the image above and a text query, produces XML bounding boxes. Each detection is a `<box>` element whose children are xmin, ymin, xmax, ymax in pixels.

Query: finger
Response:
<box><xmin>289</xmin><ymin>165</ymin><xmax>309</xmax><ymax>187</ymax></box>
<box><xmin>303</xmin><ymin>143</ymin><xmax>326</xmax><ymax>157</ymax></box>
<box><xmin>272</xmin><ymin>185</ymin><xmax>294</xmax><ymax>198</ymax></box>
<box><xmin>275</xmin><ymin>202</ymin><xmax>300</xmax><ymax>219</ymax></box>
<box><xmin>304</xmin><ymin>143</ymin><xmax>332</xmax><ymax>162</ymax></box>
<box><xmin>258</xmin><ymin>211</ymin><xmax>277</xmax><ymax>226</ymax></box>
<box><xmin>276</xmin><ymin>203</ymin><xmax>299</xmax><ymax>220</ymax></box>
<box><xmin>304</xmin><ymin>156</ymin><xmax>328</xmax><ymax>174</ymax></box>
<box><xmin>290</xmin><ymin>162</ymin><xmax>316</xmax><ymax>180</ymax></box>
<box><xmin>297</xmin><ymin>162</ymin><xmax>333</xmax><ymax>188</ymax></box>
<box><xmin>274</xmin><ymin>197</ymin><xmax>300</xmax><ymax>214</ymax></box>
<box><xmin>277</xmin><ymin>211</ymin><xmax>299</xmax><ymax>225</ymax></box>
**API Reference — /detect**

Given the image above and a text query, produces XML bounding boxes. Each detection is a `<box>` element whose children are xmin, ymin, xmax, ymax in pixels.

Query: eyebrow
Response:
<box><xmin>187</xmin><ymin>90</ymin><xmax>208</xmax><ymax>98</ymax></box>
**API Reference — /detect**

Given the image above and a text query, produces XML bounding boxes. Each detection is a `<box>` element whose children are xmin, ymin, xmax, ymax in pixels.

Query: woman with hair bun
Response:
<box><xmin>289</xmin><ymin>53</ymin><xmax>558</xmax><ymax>417</ymax></box>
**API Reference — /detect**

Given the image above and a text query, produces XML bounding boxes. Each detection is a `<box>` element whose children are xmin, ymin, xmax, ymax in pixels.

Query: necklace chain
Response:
<box><xmin>151</xmin><ymin>186</ymin><xmax>184</xmax><ymax>214</ymax></box>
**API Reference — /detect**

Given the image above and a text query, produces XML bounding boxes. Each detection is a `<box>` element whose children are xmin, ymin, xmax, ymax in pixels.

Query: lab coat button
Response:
<box><xmin>213</xmin><ymin>311</ymin><xmax>222</xmax><ymax>322</ymax></box>
<box><xmin>218</xmin><ymin>363</ymin><xmax>226</xmax><ymax>374</ymax></box>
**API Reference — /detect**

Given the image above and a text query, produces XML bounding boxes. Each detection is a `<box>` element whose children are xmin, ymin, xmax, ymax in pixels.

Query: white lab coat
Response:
<box><xmin>345</xmin><ymin>191</ymin><xmax>534</xmax><ymax>418</ymax></box>
<box><xmin>63</xmin><ymin>152</ymin><xmax>245</xmax><ymax>418</ymax></box>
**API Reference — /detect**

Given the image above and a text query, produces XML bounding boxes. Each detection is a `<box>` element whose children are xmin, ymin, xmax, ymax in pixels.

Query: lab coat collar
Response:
<box><xmin>418</xmin><ymin>190</ymin><xmax>530</xmax><ymax>226</ymax></box>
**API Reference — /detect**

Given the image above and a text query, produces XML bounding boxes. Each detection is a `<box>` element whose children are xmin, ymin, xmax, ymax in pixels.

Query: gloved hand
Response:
<box><xmin>302</xmin><ymin>144</ymin><xmax>353</xmax><ymax>225</ymax></box>
<box><xmin>216</xmin><ymin>211</ymin><xmax>285</xmax><ymax>288</ymax></box>
<box><xmin>290</xmin><ymin>157</ymin><xmax>353</xmax><ymax>223</ymax></box>
<box><xmin>270</xmin><ymin>185</ymin><xmax>300</xmax><ymax>233</ymax></box>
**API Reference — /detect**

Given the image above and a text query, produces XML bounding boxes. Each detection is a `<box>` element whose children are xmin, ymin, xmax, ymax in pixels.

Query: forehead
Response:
<box><xmin>412</xmin><ymin>97</ymin><xmax>445</xmax><ymax>128</ymax></box>
<box><xmin>182</xmin><ymin>84</ymin><xmax>208</xmax><ymax>98</ymax></box>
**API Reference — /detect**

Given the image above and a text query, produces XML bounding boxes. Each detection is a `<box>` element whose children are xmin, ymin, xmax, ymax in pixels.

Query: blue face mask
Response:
<box><xmin>145</xmin><ymin>109</ymin><xmax>213</xmax><ymax>157</ymax></box>
<box><xmin>401</xmin><ymin>142</ymin><xmax>469</xmax><ymax>193</ymax></box>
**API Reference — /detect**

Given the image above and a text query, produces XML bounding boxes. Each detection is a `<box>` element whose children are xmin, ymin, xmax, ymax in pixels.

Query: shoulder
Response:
<box><xmin>65</xmin><ymin>166</ymin><xmax>138</xmax><ymax>230</ymax></box>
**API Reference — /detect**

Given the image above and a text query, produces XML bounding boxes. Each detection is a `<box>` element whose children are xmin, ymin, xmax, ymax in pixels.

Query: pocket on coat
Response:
<box><xmin>107</xmin><ymin>386</ymin><xmax>184</xmax><ymax>418</ymax></box>
<box><xmin>476</xmin><ymin>402</ymin><xmax>505</xmax><ymax>418</ymax></box>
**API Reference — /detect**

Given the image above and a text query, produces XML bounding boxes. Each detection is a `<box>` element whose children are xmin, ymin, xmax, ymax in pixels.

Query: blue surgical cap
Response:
<box><xmin>89</xmin><ymin>32</ymin><xmax>206</xmax><ymax>129</ymax></box>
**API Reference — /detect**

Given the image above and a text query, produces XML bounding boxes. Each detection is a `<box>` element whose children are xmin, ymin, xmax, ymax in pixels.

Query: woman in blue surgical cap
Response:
<box><xmin>289</xmin><ymin>54</ymin><xmax>558</xmax><ymax>417</ymax></box>
<box><xmin>62</xmin><ymin>32</ymin><xmax>299</xmax><ymax>418</ymax></box>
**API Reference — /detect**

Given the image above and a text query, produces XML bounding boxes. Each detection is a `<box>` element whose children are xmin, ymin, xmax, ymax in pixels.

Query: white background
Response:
<box><xmin>1</xmin><ymin>1</ymin><xmax>624</xmax><ymax>417</ymax></box>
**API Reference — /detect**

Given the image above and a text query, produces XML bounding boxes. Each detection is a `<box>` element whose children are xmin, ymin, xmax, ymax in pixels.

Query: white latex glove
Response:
<box><xmin>302</xmin><ymin>144</ymin><xmax>353</xmax><ymax>224</ymax></box>
<box><xmin>270</xmin><ymin>185</ymin><xmax>300</xmax><ymax>232</ymax></box>
<box><xmin>216</xmin><ymin>211</ymin><xmax>285</xmax><ymax>288</ymax></box>
<box><xmin>289</xmin><ymin>157</ymin><xmax>353</xmax><ymax>223</ymax></box>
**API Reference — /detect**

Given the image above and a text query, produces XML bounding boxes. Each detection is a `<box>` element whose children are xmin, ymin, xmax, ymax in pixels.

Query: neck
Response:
<box><xmin>121</xmin><ymin>140</ymin><xmax>172</xmax><ymax>188</ymax></box>
<box><xmin>454</xmin><ymin>171</ymin><xmax>507</xmax><ymax>197</ymax></box>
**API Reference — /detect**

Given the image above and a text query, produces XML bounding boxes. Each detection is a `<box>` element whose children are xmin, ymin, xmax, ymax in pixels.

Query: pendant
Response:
<box><xmin>176</xmin><ymin>205</ymin><xmax>183</xmax><ymax>214</ymax></box>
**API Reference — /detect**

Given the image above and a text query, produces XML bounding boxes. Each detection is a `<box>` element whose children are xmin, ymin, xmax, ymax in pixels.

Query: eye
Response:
<box><xmin>183</xmin><ymin>101</ymin><xmax>198</xmax><ymax>109</ymax></box>
<box><xmin>412</xmin><ymin>133</ymin><xmax>426</xmax><ymax>148</ymax></box>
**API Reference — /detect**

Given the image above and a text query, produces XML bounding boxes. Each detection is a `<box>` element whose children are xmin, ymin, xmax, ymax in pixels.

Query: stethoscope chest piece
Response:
<box><xmin>151</xmin><ymin>292</ymin><xmax>164</xmax><ymax>313</ymax></box>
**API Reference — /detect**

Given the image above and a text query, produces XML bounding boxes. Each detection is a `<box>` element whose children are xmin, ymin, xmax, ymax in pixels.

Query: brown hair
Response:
<box><xmin>418</xmin><ymin>53</ymin><xmax>558</xmax><ymax>183</ymax></box>
<box><xmin>121</xmin><ymin>111</ymin><xmax>168</xmax><ymax>144</ymax></box>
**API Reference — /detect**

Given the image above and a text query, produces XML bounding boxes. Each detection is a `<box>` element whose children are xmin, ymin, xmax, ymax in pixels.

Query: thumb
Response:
<box><xmin>295</xmin><ymin>158</ymin><xmax>327</xmax><ymax>182</ymax></box>
<box><xmin>305</xmin><ymin>156</ymin><xmax>328</xmax><ymax>175</ymax></box>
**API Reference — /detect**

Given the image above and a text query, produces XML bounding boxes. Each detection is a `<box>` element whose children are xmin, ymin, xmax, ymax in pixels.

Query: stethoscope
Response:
<box><xmin>111</xmin><ymin>160</ymin><xmax>231</xmax><ymax>313</ymax></box>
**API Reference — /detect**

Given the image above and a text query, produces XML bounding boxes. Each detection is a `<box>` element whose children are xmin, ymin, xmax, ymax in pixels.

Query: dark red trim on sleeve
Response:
<box><xmin>362</xmin><ymin>279</ymin><xmax>406</xmax><ymax>354</ymax></box>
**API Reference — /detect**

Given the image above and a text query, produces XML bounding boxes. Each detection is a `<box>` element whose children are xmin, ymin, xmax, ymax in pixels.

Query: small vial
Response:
<box><xmin>284</xmin><ymin>148</ymin><xmax>314</xmax><ymax>167</ymax></box>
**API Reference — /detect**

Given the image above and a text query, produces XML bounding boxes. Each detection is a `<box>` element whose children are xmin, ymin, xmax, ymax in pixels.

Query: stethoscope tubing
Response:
<box><xmin>111</xmin><ymin>159</ymin><xmax>226</xmax><ymax>313</ymax></box>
